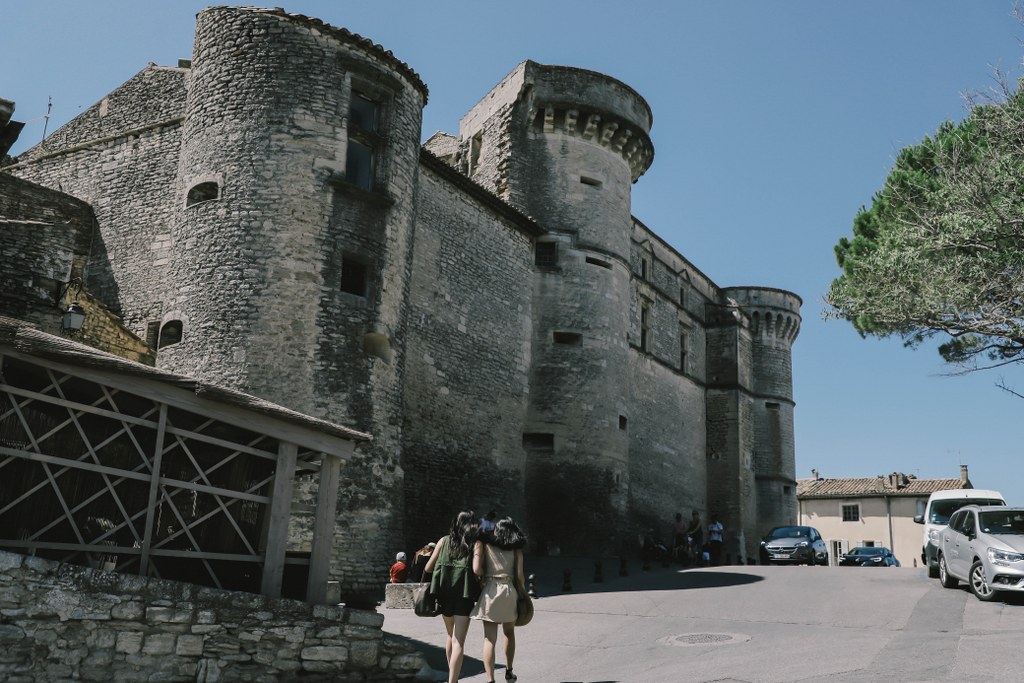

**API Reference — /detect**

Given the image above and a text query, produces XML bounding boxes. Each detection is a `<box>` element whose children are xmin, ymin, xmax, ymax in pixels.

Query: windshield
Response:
<box><xmin>848</xmin><ymin>547</ymin><xmax>885</xmax><ymax>556</ymax></box>
<box><xmin>767</xmin><ymin>526</ymin><xmax>811</xmax><ymax>539</ymax></box>
<box><xmin>930</xmin><ymin>499</ymin><xmax>1004</xmax><ymax>524</ymax></box>
<box><xmin>979</xmin><ymin>511</ymin><xmax>1024</xmax><ymax>535</ymax></box>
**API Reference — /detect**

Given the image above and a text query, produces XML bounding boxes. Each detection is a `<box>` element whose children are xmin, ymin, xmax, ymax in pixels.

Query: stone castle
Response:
<box><xmin>3</xmin><ymin>6</ymin><xmax>801</xmax><ymax>599</ymax></box>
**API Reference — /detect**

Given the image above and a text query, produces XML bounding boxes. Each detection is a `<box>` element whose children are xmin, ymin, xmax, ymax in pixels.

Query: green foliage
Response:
<box><xmin>827</xmin><ymin>87</ymin><xmax>1024</xmax><ymax>370</ymax></box>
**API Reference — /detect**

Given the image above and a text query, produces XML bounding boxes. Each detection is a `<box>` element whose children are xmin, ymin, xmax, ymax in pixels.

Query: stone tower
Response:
<box><xmin>706</xmin><ymin>287</ymin><xmax>801</xmax><ymax>561</ymax></box>
<box><xmin>455</xmin><ymin>62</ymin><xmax>655</xmax><ymax>553</ymax></box>
<box><xmin>161</xmin><ymin>7</ymin><xmax>428</xmax><ymax>601</ymax></box>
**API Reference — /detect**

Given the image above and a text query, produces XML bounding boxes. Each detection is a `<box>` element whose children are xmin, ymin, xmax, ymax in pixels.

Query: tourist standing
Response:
<box><xmin>424</xmin><ymin>511</ymin><xmax>480</xmax><ymax>683</ymax></box>
<box><xmin>471</xmin><ymin>517</ymin><xmax>527</xmax><ymax>683</ymax></box>
<box><xmin>708</xmin><ymin>515</ymin><xmax>725</xmax><ymax>566</ymax></box>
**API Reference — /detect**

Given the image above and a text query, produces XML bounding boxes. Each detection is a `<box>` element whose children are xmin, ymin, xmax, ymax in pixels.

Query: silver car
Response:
<box><xmin>937</xmin><ymin>505</ymin><xmax>1024</xmax><ymax>601</ymax></box>
<box><xmin>759</xmin><ymin>525</ymin><xmax>829</xmax><ymax>565</ymax></box>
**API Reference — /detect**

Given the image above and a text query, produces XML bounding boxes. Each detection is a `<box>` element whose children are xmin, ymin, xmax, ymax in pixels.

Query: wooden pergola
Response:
<box><xmin>0</xmin><ymin>318</ymin><xmax>370</xmax><ymax>603</ymax></box>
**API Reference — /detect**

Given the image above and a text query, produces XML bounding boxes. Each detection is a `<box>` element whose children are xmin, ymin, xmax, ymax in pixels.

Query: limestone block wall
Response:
<box><xmin>7</xmin><ymin>67</ymin><xmax>187</xmax><ymax>333</ymax></box>
<box><xmin>402</xmin><ymin>161</ymin><xmax>535</xmax><ymax>547</ymax></box>
<box><xmin>627</xmin><ymin>355</ymin><xmax>707</xmax><ymax>535</ymax></box>
<box><xmin>159</xmin><ymin>6</ymin><xmax>428</xmax><ymax>603</ymax></box>
<box><xmin>0</xmin><ymin>175</ymin><xmax>92</xmax><ymax>331</ymax></box>
<box><xmin>0</xmin><ymin>550</ymin><xmax>423</xmax><ymax>682</ymax></box>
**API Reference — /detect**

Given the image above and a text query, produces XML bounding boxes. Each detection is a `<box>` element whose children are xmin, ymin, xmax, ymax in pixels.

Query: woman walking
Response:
<box><xmin>424</xmin><ymin>511</ymin><xmax>480</xmax><ymax>683</ymax></box>
<box><xmin>470</xmin><ymin>517</ymin><xmax>527</xmax><ymax>683</ymax></box>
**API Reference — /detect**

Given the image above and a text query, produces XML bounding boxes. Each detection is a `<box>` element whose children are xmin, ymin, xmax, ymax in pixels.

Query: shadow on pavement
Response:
<box><xmin>523</xmin><ymin>555</ymin><xmax>763</xmax><ymax>598</ymax></box>
<box><xmin>384</xmin><ymin>632</ymin><xmax>486</xmax><ymax>679</ymax></box>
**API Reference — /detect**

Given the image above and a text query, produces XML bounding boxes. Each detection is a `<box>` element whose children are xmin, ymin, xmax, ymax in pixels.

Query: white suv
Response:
<box><xmin>937</xmin><ymin>505</ymin><xmax>1024</xmax><ymax>601</ymax></box>
<box><xmin>914</xmin><ymin>488</ymin><xmax>1005</xmax><ymax>578</ymax></box>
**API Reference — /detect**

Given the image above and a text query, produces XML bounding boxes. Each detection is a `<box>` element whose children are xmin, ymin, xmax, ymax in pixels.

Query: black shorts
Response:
<box><xmin>437</xmin><ymin>597</ymin><xmax>475</xmax><ymax>617</ymax></box>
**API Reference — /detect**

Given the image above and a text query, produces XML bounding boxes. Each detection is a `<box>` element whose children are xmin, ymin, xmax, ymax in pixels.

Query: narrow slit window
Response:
<box><xmin>586</xmin><ymin>256</ymin><xmax>611</xmax><ymax>270</ymax></box>
<box><xmin>679</xmin><ymin>326</ymin><xmax>688</xmax><ymax>372</ymax></box>
<box><xmin>640</xmin><ymin>305</ymin><xmax>650</xmax><ymax>352</ymax></box>
<box><xmin>619</xmin><ymin>415</ymin><xmax>628</xmax><ymax>430</ymax></box>
<box><xmin>580</xmin><ymin>176</ymin><xmax>602</xmax><ymax>187</ymax></box>
<box><xmin>522</xmin><ymin>433</ymin><xmax>554</xmax><ymax>450</ymax></box>
<box><xmin>553</xmin><ymin>331</ymin><xmax>582</xmax><ymax>346</ymax></box>
<box><xmin>340</xmin><ymin>256</ymin><xmax>368</xmax><ymax>297</ymax></box>
<box><xmin>640</xmin><ymin>257</ymin><xmax>649</xmax><ymax>280</ymax></box>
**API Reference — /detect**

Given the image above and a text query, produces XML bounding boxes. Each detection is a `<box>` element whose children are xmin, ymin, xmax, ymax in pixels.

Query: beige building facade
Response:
<box><xmin>797</xmin><ymin>468</ymin><xmax>971</xmax><ymax>568</ymax></box>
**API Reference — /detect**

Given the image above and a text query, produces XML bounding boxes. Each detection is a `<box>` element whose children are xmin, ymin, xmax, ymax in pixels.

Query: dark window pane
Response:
<box><xmin>340</xmin><ymin>257</ymin><xmax>368</xmax><ymax>297</ymax></box>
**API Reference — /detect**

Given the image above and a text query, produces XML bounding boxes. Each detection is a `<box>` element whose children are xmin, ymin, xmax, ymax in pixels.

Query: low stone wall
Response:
<box><xmin>0</xmin><ymin>550</ymin><xmax>424</xmax><ymax>682</ymax></box>
<box><xmin>383</xmin><ymin>582</ymin><xmax>422</xmax><ymax>609</ymax></box>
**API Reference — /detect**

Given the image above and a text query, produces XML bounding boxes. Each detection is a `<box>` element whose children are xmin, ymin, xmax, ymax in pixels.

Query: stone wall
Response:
<box><xmin>8</xmin><ymin>66</ymin><xmax>186</xmax><ymax>333</ymax></box>
<box><xmin>0</xmin><ymin>550</ymin><xmax>423</xmax><ymax>682</ymax></box>
<box><xmin>402</xmin><ymin>161</ymin><xmax>535</xmax><ymax>546</ymax></box>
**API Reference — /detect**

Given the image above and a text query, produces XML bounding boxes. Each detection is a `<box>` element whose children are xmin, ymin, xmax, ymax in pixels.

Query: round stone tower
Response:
<box><xmin>162</xmin><ymin>7</ymin><xmax>427</xmax><ymax>602</ymax></box>
<box><xmin>459</xmin><ymin>61</ymin><xmax>654</xmax><ymax>553</ymax></box>
<box><xmin>724</xmin><ymin>286</ymin><xmax>802</xmax><ymax>559</ymax></box>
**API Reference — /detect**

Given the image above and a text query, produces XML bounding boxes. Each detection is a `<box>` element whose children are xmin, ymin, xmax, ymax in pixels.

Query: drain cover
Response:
<box><xmin>659</xmin><ymin>632</ymin><xmax>750</xmax><ymax>647</ymax></box>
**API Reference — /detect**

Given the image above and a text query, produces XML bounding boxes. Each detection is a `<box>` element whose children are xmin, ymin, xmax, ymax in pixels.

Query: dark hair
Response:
<box><xmin>488</xmin><ymin>517</ymin><xmax>527</xmax><ymax>550</ymax></box>
<box><xmin>447</xmin><ymin>510</ymin><xmax>478</xmax><ymax>560</ymax></box>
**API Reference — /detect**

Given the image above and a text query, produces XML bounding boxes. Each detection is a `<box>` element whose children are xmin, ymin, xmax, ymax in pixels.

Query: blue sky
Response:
<box><xmin>5</xmin><ymin>2</ymin><xmax>1024</xmax><ymax>502</ymax></box>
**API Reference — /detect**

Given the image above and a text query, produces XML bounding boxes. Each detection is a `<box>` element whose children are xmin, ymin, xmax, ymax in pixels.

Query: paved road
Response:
<box><xmin>381</xmin><ymin>561</ymin><xmax>1024</xmax><ymax>682</ymax></box>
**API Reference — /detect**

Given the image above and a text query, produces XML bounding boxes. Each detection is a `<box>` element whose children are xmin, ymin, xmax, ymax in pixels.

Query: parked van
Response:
<box><xmin>915</xmin><ymin>488</ymin><xmax>1005</xmax><ymax>577</ymax></box>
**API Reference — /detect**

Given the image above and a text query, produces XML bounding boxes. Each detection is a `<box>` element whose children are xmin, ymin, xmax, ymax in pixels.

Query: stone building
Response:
<box><xmin>797</xmin><ymin>466</ymin><xmax>972</xmax><ymax>568</ymax></box>
<box><xmin>3</xmin><ymin>6</ymin><xmax>801</xmax><ymax>601</ymax></box>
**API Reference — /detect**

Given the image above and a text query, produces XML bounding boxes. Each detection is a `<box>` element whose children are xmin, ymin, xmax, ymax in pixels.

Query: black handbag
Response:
<box><xmin>413</xmin><ymin>583</ymin><xmax>439</xmax><ymax>617</ymax></box>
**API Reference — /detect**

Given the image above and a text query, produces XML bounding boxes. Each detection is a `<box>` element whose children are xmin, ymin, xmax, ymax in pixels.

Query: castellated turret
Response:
<box><xmin>706</xmin><ymin>287</ymin><xmax>802</xmax><ymax>561</ymax></box>
<box><xmin>164</xmin><ymin>6</ymin><xmax>427</xmax><ymax>601</ymax></box>
<box><xmin>454</xmin><ymin>62</ymin><xmax>655</xmax><ymax>553</ymax></box>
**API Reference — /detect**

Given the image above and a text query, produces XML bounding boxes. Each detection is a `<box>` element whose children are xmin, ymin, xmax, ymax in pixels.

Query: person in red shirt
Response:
<box><xmin>390</xmin><ymin>552</ymin><xmax>408</xmax><ymax>583</ymax></box>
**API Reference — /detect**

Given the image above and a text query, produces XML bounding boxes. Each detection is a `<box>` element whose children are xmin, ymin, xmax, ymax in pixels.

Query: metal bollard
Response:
<box><xmin>593</xmin><ymin>561</ymin><xmax>603</xmax><ymax>583</ymax></box>
<box><xmin>527</xmin><ymin>574</ymin><xmax>537</xmax><ymax>598</ymax></box>
<box><xmin>562</xmin><ymin>569</ymin><xmax>573</xmax><ymax>592</ymax></box>
<box><xmin>619</xmin><ymin>556</ymin><xmax>629</xmax><ymax>577</ymax></box>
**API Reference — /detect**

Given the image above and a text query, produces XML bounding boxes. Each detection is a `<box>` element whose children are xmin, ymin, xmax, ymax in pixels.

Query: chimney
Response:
<box><xmin>960</xmin><ymin>464</ymin><xmax>972</xmax><ymax>488</ymax></box>
<box><xmin>811</xmin><ymin>469</ymin><xmax>819</xmax><ymax>481</ymax></box>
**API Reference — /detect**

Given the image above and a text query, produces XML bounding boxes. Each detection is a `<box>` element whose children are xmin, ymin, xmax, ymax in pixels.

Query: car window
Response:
<box><xmin>961</xmin><ymin>512</ymin><xmax>976</xmax><ymax>536</ymax></box>
<box><xmin>930</xmin><ymin>499</ymin><xmax>1004</xmax><ymax>524</ymax></box>
<box><xmin>980</xmin><ymin>511</ymin><xmax>1024</xmax><ymax>534</ymax></box>
<box><xmin>948</xmin><ymin>510</ymin><xmax>965</xmax><ymax>532</ymax></box>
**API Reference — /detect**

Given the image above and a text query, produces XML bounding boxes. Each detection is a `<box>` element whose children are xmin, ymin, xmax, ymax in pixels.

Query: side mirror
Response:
<box><xmin>913</xmin><ymin>514</ymin><xmax>924</xmax><ymax>524</ymax></box>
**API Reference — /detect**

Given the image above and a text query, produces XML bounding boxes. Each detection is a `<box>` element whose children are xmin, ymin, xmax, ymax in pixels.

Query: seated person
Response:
<box><xmin>389</xmin><ymin>552</ymin><xmax>408</xmax><ymax>583</ymax></box>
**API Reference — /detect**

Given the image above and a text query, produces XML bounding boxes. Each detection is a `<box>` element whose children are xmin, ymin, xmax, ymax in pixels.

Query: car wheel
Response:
<box><xmin>969</xmin><ymin>561</ymin><xmax>998</xmax><ymax>602</ymax></box>
<box><xmin>938</xmin><ymin>555</ymin><xmax>958</xmax><ymax>588</ymax></box>
<box><xmin>805</xmin><ymin>552</ymin><xmax>814</xmax><ymax>566</ymax></box>
<box><xmin>819</xmin><ymin>553</ymin><xmax>829</xmax><ymax>566</ymax></box>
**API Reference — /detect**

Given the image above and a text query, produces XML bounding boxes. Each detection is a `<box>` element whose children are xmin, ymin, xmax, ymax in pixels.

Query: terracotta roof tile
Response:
<box><xmin>797</xmin><ymin>476</ymin><xmax>966</xmax><ymax>499</ymax></box>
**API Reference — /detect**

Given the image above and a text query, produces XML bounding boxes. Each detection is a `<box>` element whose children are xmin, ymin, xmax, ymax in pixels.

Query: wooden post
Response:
<box><xmin>139</xmin><ymin>403</ymin><xmax>168</xmax><ymax>576</ymax></box>
<box><xmin>306</xmin><ymin>446</ymin><xmax>348</xmax><ymax>604</ymax></box>
<box><xmin>260</xmin><ymin>441</ymin><xmax>297</xmax><ymax>598</ymax></box>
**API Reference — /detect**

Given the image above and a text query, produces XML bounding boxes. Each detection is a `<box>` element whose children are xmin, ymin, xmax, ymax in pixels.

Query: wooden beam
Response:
<box><xmin>306</xmin><ymin>444</ymin><xmax>351</xmax><ymax>604</ymax></box>
<box><xmin>139</xmin><ymin>404</ymin><xmax>168</xmax><ymax>576</ymax></box>
<box><xmin>261</xmin><ymin>441</ymin><xmax>297</xmax><ymax>598</ymax></box>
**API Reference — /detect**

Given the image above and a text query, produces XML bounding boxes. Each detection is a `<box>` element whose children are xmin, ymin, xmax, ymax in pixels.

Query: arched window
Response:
<box><xmin>158</xmin><ymin>320</ymin><xmax>183</xmax><ymax>348</ymax></box>
<box><xmin>186</xmin><ymin>181</ymin><xmax>219</xmax><ymax>207</ymax></box>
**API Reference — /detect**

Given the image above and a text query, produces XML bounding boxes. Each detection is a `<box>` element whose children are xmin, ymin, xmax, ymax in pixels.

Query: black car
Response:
<box><xmin>838</xmin><ymin>546</ymin><xmax>900</xmax><ymax>567</ymax></box>
<box><xmin>759</xmin><ymin>525</ymin><xmax>829</xmax><ymax>565</ymax></box>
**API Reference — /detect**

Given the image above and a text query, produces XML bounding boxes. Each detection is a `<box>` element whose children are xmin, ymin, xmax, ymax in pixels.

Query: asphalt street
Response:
<box><xmin>380</xmin><ymin>558</ymin><xmax>1024</xmax><ymax>682</ymax></box>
